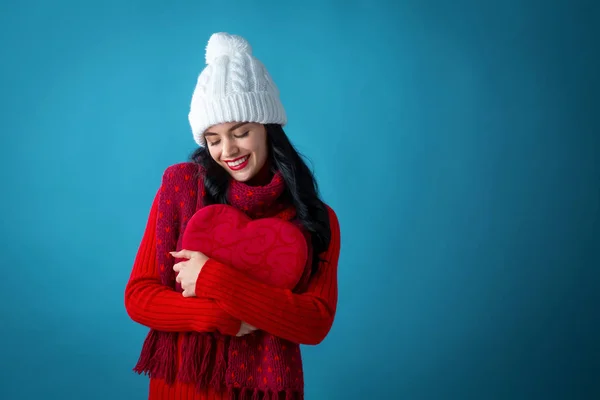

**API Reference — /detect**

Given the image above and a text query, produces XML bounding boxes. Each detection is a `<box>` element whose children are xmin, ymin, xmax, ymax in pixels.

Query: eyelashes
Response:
<box><xmin>208</xmin><ymin>131</ymin><xmax>249</xmax><ymax>147</ymax></box>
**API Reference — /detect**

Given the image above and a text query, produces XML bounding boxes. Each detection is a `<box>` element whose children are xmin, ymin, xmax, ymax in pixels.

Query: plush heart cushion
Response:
<box><xmin>181</xmin><ymin>204</ymin><xmax>308</xmax><ymax>290</ymax></box>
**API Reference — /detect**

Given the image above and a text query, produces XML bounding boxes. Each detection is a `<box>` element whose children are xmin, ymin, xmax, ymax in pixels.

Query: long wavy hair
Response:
<box><xmin>190</xmin><ymin>123</ymin><xmax>331</xmax><ymax>274</ymax></box>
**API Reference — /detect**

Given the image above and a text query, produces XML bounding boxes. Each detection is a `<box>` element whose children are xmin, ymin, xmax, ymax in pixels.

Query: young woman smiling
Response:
<box><xmin>124</xmin><ymin>32</ymin><xmax>341</xmax><ymax>400</ymax></box>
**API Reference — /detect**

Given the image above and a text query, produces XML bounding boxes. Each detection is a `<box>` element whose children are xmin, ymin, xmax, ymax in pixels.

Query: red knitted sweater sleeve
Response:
<box><xmin>124</xmin><ymin>189</ymin><xmax>241</xmax><ymax>336</ymax></box>
<box><xmin>195</xmin><ymin>206</ymin><xmax>341</xmax><ymax>345</ymax></box>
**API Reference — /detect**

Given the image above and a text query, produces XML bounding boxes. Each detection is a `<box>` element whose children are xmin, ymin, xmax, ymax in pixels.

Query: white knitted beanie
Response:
<box><xmin>188</xmin><ymin>32</ymin><xmax>287</xmax><ymax>146</ymax></box>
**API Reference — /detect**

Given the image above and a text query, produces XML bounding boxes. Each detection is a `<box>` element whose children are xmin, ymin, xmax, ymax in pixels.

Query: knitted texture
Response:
<box><xmin>133</xmin><ymin>162</ymin><xmax>312</xmax><ymax>399</ymax></box>
<box><xmin>188</xmin><ymin>32</ymin><xmax>287</xmax><ymax>146</ymax></box>
<box><xmin>182</xmin><ymin>205</ymin><xmax>309</xmax><ymax>290</ymax></box>
<box><xmin>125</xmin><ymin>163</ymin><xmax>342</xmax><ymax>400</ymax></box>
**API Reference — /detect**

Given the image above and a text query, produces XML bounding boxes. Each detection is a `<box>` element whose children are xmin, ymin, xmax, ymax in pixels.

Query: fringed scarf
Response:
<box><xmin>134</xmin><ymin>162</ymin><xmax>312</xmax><ymax>400</ymax></box>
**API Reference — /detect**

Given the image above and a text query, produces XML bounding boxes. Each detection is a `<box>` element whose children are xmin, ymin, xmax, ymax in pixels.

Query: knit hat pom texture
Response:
<box><xmin>205</xmin><ymin>33</ymin><xmax>252</xmax><ymax>64</ymax></box>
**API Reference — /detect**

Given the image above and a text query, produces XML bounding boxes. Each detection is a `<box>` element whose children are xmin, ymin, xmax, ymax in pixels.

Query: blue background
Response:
<box><xmin>1</xmin><ymin>0</ymin><xmax>598</xmax><ymax>399</ymax></box>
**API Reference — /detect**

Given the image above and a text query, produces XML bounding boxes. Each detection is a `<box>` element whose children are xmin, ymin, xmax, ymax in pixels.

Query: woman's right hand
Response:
<box><xmin>237</xmin><ymin>322</ymin><xmax>257</xmax><ymax>336</ymax></box>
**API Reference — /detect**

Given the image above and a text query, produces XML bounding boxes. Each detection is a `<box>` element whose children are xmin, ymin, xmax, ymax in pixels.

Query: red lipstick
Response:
<box><xmin>225</xmin><ymin>155</ymin><xmax>250</xmax><ymax>171</ymax></box>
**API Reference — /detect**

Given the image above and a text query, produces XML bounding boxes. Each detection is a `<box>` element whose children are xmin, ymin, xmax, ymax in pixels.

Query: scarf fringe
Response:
<box><xmin>157</xmin><ymin>333</ymin><xmax>178</xmax><ymax>384</ymax></box>
<box><xmin>176</xmin><ymin>332</ymin><xmax>229</xmax><ymax>392</ymax></box>
<box><xmin>132</xmin><ymin>329</ymin><xmax>157</xmax><ymax>375</ymax></box>
<box><xmin>133</xmin><ymin>331</ymin><xmax>177</xmax><ymax>385</ymax></box>
<box><xmin>196</xmin><ymin>334</ymin><xmax>217</xmax><ymax>387</ymax></box>
<box><xmin>210</xmin><ymin>335</ymin><xmax>227</xmax><ymax>390</ymax></box>
<box><xmin>226</xmin><ymin>388</ymin><xmax>301</xmax><ymax>400</ymax></box>
<box><xmin>199</xmin><ymin>334</ymin><xmax>214</xmax><ymax>389</ymax></box>
<box><xmin>177</xmin><ymin>332</ymin><xmax>200</xmax><ymax>383</ymax></box>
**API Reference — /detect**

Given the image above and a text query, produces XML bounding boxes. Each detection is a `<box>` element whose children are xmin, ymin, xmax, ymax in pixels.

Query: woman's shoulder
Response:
<box><xmin>159</xmin><ymin>162</ymin><xmax>205</xmax><ymax>185</ymax></box>
<box><xmin>321</xmin><ymin>202</ymin><xmax>340</xmax><ymax>233</ymax></box>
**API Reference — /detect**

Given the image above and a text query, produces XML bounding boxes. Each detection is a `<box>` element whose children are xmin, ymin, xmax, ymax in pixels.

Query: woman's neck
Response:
<box><xmin>245</xmin><ymin>161</ymin><xmax>273</xmax><ymax>186</ymax></box>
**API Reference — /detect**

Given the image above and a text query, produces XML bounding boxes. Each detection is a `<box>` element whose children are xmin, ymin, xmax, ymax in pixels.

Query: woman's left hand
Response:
<box><xmin>171</xmin><ymin>249</ymin><xmax>209</xmax><ymax>297</ymax></box>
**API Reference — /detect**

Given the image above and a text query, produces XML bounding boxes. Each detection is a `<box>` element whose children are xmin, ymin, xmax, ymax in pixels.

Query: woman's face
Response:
<box><xmin>204</xmin><ymin>122</ymin><xmax>269</xmax><ymax>182</ymax></box>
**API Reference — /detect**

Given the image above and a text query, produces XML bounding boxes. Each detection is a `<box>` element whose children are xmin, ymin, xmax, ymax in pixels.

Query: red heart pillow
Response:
<box><xmin>181</xmin><ymin>204</ymin><xmax>308</xmax><ymax>290</ymax></box>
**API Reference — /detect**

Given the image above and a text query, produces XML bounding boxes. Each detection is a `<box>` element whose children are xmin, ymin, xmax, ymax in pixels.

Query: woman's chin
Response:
<box><xmin>229</xmin><ymin>169</ymin><xmax>253</xmax><ymax>182</ymax></box>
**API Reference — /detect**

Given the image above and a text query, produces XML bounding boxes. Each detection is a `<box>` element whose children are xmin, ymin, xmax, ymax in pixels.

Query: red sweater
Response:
<box><xmin>125</xmin><ymin>189</ymin><xmax>341</xmax><ymax>399</ymax></box>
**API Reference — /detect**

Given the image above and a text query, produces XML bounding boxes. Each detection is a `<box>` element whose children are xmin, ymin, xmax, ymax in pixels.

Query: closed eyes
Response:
<box><xmin>208</xmin><ymin>131</ymin><xmax>249</xmax><ymax>146</ymax></box>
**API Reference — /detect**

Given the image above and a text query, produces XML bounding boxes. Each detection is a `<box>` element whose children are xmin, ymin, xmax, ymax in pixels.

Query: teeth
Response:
<box><xmin>228</xmin><ymin>156</ymin><xmax>248</xmax><ymax>167</ymax></box>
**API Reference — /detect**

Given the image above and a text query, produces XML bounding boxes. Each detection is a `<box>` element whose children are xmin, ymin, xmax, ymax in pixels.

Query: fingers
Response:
<box><xmin>173</xmin><ymin>261</ymin><xmax>185</xmax><ymax>272</ymax></box>
<box><xmin>238</xmin><ymin>328</ymin><xmax>253</xmax><ymax>336</ymax></box>
<box><xmin>236</xmin><ymin>322</ymin><xmax>258</xmax><ymax>336</ymax></box>
<box><xmin>170</xmin><ymin>249</ymin><xmax>195</xmax><ymax>259</ymax></box>
<box><xmin>172</xmin><ymin>255</ymin><xmax>200</xmax><ymax>299</ymax></box>
<box><xmin>182</xmin><ymin>288</ymin><xmax>195</xmax><ymax>297</ymax></box>
<box><xmin>177</xmin><ymin>275</ymin><xmax>193</xmax><ymax>296</ymax></box>
<box><xmin>236</xmin><ymin>322</ymin><xmax>244</xmax><ymax>336</ymax></box>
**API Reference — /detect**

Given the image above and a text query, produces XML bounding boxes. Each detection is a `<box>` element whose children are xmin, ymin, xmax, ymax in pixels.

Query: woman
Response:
<box><xmin>125</xmin><ymin>32</ymin><xmax>341</xmax><ymax>400</ymax></box>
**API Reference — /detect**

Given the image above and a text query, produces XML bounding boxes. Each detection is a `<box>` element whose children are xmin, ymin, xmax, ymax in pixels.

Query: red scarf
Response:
<box><xmin>134</xmin><ymin>163</ymin><xmax>312</xmax><ymax>400</ymax></box>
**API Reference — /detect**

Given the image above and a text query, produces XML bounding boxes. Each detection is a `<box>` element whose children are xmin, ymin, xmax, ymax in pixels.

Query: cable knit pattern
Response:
<box><xmin>188</xmin><ymin>32</ymin><xmax>287</xmax><ymax>146</ymax></box>
<box><xmin>182</xmin><ymin>205</ymin><xmax>308</xmax><ymax>290</ymax></box>
<box><xmin>125</xmin><ymin>162</ymin><xmax>341</xmax><ymax>399</ymax></box>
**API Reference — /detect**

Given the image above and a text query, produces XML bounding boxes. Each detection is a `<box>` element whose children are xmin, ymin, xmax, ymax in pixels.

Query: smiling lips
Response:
<box><xmin>226</xmin><ymin>155</ymin><xmax>250</xmax><ymax>171</ymax></box>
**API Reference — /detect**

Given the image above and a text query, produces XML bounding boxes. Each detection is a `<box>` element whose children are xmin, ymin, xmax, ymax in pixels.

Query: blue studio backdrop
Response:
<box><xmin>0</xmin><ymin>0</ymin><xmax>598</xmax><ymax>399</ymax></box>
